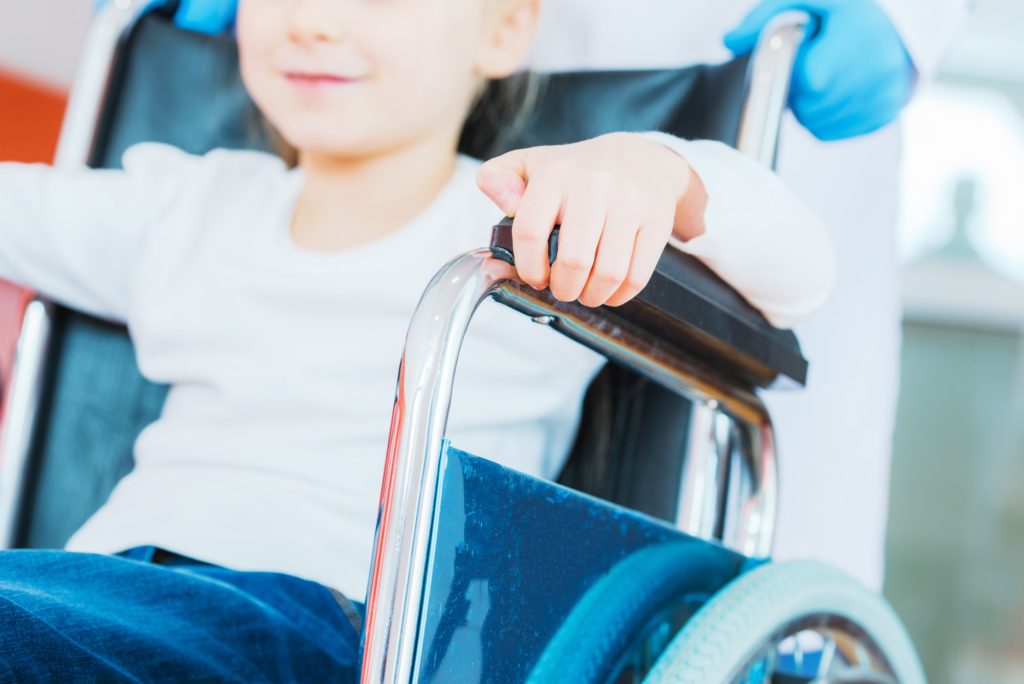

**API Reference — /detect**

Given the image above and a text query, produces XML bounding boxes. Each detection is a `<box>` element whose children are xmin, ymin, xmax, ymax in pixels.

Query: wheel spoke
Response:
<box><xmin>792</xmin><ymin>634</ymin><xmax>805</xmax><ymax>672</ymax></box>
<box><xmin>815</xmin><ymin>634</ymin><xmax>838</xmax><ymax>676</ymax></box>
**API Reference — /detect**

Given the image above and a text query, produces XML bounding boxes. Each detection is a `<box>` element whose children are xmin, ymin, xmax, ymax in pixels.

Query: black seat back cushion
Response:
<box><xmin>20</xmin><ymin>14</ymin><xmax>776</xmax><ymax>545</ymax></box>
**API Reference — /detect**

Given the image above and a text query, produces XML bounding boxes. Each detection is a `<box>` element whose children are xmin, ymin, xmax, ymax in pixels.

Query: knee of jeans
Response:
<box><xmin>0</xmin><ymin>549</ymin><xmax>74</xmax><ymax>581</ymax></box>
<box><xmin>0</xmin><ymin>589</ymin><xmax>60</xmax><ymax>633</ymax></box>
<box><xmin>0</xmin><ymin>593</ymin><xmax>55</xmax><ymax>667</ymax></box>
<box><xmin>0</xmin><ymin>593</ymin><xmax>128</xmax><ymax>681</ymax></box>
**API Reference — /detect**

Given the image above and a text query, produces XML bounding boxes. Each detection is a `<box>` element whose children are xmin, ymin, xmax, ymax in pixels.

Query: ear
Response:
<box><xmin>476</xmin><ymin>0</ymin><xmax>541</xmax><ymax>79</ymax></box>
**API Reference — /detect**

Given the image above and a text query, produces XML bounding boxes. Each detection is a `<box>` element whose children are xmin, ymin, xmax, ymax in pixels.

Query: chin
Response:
<box><xmin>286</xmin><ymin>137</ymin><xmax>381</xmax><ymax>161</ymax></box>
<box><xmin>276</xmin><ymin>119</ymin><xmax>387</xmax><ymax>160</ymax></box>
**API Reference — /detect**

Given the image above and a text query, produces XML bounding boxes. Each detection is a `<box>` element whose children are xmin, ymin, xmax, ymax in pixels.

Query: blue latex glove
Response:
<box><xmin>724</xmin><ymin>0</ymin><xmax>915</xmax><ymax>141</ymax></box>
<box><xmin>94</xmin><ymin>0</ymin><xmax>237</xmax><ymax>34</ymax></box>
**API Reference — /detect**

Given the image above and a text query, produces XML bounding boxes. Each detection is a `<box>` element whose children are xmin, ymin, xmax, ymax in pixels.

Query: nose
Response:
<box><xmin>287</xmin><ymin>0</ymin><xmax>345</xmax><ymax>44</ymax></box>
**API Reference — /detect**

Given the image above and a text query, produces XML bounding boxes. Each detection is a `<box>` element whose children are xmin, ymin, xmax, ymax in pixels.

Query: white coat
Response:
<box><xmin>527</xmin><ymin>0</ymin><xmax>968</xmax><ymax>590</ymax></box>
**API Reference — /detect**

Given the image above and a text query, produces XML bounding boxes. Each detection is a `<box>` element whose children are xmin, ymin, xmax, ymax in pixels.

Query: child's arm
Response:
<box><xmin>0</xmin><ymin>145</ymin><xmax>187</xmax><ymax>322</ymax></box>
<box><xmin>476</xmin><ymin>132</ymin><xmax>835</xmax><ymax>328</ymax></box>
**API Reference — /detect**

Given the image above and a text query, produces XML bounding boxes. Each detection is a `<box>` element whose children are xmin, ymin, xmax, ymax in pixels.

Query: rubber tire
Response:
<box><xmin>643</xmin><ymin>560</ymin><xmax>926</xmax><ymax>684</ymax></box>
<box><xmin>525</xmin><ymin>542</ymin><xmax>733</xmax><ymax>684</ymax></box>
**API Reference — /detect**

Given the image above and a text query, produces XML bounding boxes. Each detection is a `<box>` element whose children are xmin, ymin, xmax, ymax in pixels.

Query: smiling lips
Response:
<box><xmin>285</xmin><ymin>72</ymin><xmax>364</xmax><ymax>90</ymax></box>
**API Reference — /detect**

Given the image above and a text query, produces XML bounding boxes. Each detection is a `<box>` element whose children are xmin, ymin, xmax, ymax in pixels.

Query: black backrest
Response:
<box><xmin>17</xmin><ymin>11</ymin><xmax>789</xmax><ymax>545</ymax></box>
<box><xmin>463</xmin><ymin>59</ymin><xmax>749</xmax><ymax>159</ymax></box>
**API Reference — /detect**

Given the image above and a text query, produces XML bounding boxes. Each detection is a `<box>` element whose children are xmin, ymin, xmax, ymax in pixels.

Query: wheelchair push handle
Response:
<box><xmin>736</xmin><ymin>10</ymin><xmax>812</xmax><ymax>168</ymax></box>
<box><xmin>489</xmin><ymin>217</ymin><xmax>560</xmax><ymax>267</ymax></box>
<box><xmin>488</xmin><ymin>217</ymin><xmax>807</xmax><ymax>388</ymax></box>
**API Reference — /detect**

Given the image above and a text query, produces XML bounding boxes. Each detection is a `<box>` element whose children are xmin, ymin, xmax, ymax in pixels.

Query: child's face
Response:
<box><xmin>237</xmin><ymin>0</ymin><xmax>538</xmax><ymax>159</ymax></box>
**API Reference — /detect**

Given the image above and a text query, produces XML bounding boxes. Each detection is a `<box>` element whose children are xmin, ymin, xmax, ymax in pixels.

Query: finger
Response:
<box><xmin>548</xmin><ymin>197</ymin><xmax>607</xmax><ymax>302</ymax></box>
<box><xmin>578</xmin><ymin>216</ymin><xmax>639</xmax><ymax>308</ymax></box>
<box><xmin>605</xmin><ymin>224</ymin><xmax>668</xmax><ymax>308</ymax></box>
<box><xmin>511</xmin><ymin>181</ymin><xmax>562</xmax><ymax>289</ymax></box>
<box><xmin>477</xmin><ymin>148</ymin><xmax>530</xmax><ymax>217</ymax></box>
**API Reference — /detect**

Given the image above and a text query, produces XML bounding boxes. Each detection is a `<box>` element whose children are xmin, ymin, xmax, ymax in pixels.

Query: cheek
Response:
<box><xmin>371</xmin><ymin>21</ymin><xmax>480</xmax><ymax>111</ymax></box>
<box><xmin>237</xmin><ymin>48</ymin><xmax>272</xmax><ymax>120</ymax></box>
<box><xmin>236</xmin><ymin>21</ymin><xmax>282</xmax><ymax>119</ymax></box>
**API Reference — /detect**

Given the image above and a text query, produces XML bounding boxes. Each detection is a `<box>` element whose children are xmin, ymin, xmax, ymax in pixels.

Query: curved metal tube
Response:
<box><xmin>56</xmin><ymin>0</ymin><xmax>165</xmax><ymax>168</ymax></box>
<box><xmin>732</xmin><ymin>413</ymin><xmax>778</xmax><ymax>558</ymax></box>
<box><xmin>736</xmin><ymin>11</ymin><xmax>811</xmax><ymax>167</ymax></box>
<box><xmin>693</xmin><ymin>9</ymin><xmax>807</xmax><ymax>557</ymax></box>
<box><xmin>0</xmin><ymin>301</ymin><xmax>53</xmax><ymax>549</ymax></box>
<box><xmin>675</xmin><ymin>401</ymin><xmax>733</xmax><ymax>543</ymax></box>
<box><xmin>361</xmin><ymin>251</ymin><xmax>517</xmax><ymax>684</ymax></box>
<box><xmin>0</xmin><ymin>0</ymin><xmax>161</xmax><ymax>549</ymax></box>
<box><xmin>362</xmin><ymin>255</ymin><xmax>780</xmax><ymax>682</ymax></box>
<box><xmin>492</xmin><ymin>283</ymin><xmax>778</xmax><ymax>558</ymax></box>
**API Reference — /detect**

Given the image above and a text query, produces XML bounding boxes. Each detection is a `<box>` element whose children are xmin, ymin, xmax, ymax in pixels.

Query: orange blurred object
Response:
<box><xmin>0</xmin><ymin>69</ymin><xmax>67</xmax><ymax>163</ymax></box>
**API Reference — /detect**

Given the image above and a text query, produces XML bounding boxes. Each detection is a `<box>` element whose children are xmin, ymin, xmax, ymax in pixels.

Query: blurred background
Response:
<box><xmin>887</xmin><ymin>1</ymin><xmax>1024</xmax><ymax>682</ymax></box>
<box><xmin>0</xmin><ymin>1</ymin><xmax>1022</xmax><ymax>682</ymax></box>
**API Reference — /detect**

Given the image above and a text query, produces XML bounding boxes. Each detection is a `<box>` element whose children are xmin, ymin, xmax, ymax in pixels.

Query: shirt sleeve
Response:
<box><xmin>0</xmin><ymin>143</ymin><xmax>195</xmax><ymax>322</ymax></box>
<box><xmin>644</xmin><ymin>132</ymin><xmax>836</xmax><ymax>329</ymax></box>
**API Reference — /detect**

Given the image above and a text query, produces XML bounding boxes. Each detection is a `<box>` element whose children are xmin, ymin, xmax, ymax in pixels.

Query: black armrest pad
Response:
<box><xmin>490</xmin><ymin>218</ymin><xmax>807</xmax><ymax>387</ymax></box>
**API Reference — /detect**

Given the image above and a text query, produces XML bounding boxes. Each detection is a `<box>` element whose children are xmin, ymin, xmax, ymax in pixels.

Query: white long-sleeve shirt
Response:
<box><xmin>0</xmin><ymin>138</ymin><xmax>831</xmax><ymax>597</ymax></box>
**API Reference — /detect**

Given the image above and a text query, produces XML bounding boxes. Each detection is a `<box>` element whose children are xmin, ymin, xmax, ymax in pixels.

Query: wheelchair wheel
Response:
<box><xmin>643</xmin><ymin>560</ymin><xmax>926</xmax><ymax>684</ymax></box>
<box><xmin>526</xmin><ymin>542</ymin><xmax>736</xmax><ymax>684</ymax></box>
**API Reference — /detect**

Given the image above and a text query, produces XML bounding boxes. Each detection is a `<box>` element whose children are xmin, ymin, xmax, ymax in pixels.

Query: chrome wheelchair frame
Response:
<box><xmin>359</xmin><ymin>13</ymin><xmax>811</xmax><ymax>683</ymax></box>
<box><xmin>0</xmin><ymin>3</ymin><xmax>925</xmax><ymax>683</ymax></box>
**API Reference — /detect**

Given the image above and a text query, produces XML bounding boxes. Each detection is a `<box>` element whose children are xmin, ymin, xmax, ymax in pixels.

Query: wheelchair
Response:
<box><xmin>0</xmin><ymin>2</ymin><xmax>925</xmax><ymax>682</ymax></box>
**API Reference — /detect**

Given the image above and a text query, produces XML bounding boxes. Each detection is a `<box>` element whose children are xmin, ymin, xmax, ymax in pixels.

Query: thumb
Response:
<box><xmin>724</xmin><ymin>0</ymin><xmax>800</xmax><ymax>55</ymax></box>
<box><xmin>477</xmin><ymin>149</ymin><xmax>530</xmax><ymax>217</ymax></box>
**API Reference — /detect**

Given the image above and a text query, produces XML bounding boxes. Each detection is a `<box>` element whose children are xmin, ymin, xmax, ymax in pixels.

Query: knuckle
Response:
<box><xmin>539</xmin><ymin>157</ymin><xmax>571</xmax><ymax>179</ymax></box>
<box><xmin>615</xmin><ymin>184</ymin><xmax>644</xmax><ymax>206</ymax></box>
<box><xmin>556</xmin><ymin>256</ymin><xmax>591</xmax><ymax>274</ymax></box>
<box><xmin>586</xmin><ymin>169</ymin><xmax>615</xmax><ymax>191</ymax></box>
<box><xmin>595</xmin><ymin>268</ymin><xmax>626</xmax><ymax>287</ymax></box>
<box><xmin>514</xmin><ymin>225</ymin><xmax>549</xmax><ymax>244</ymax></box>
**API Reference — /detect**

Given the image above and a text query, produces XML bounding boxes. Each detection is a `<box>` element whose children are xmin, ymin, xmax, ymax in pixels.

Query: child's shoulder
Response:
<box><xmin>115</xmin><ymin>143</ymin><xmax>298</xmax><ymax>255</ymax></box>
<box><xmin>121</xmin><ymin>143</ymin><xmax>290</xmax><ymax>184</ymax></box>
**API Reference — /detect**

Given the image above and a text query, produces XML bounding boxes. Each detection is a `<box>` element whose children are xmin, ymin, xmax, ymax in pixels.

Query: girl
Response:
<box><xmin>0</xmin><ymin>0</ymin><xmax>832</xmax><ymax>680</ymax></box>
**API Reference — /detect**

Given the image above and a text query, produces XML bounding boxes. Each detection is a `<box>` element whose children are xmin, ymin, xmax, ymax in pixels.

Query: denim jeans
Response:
<box><xmin>0</xmin><ymin>546</ymin><xmax>362</xmax><ymax>682</ymax></box>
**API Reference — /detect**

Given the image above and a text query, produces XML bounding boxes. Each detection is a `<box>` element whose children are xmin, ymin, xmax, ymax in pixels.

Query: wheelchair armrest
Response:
<box><xmin>490</xmin><ymin>218</ymin><xmax>807</xmax><ymax>388</ymax></box>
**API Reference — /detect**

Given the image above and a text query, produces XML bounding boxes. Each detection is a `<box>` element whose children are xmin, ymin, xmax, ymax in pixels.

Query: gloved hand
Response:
<box><xmin>94</xmin><ymin>0</ymin><xmax>237</xmax><ymax>34</ymax></box>
<box><xmin>724</xmin><ymin>0</ymin><xmax>915</xmax><ymax>141</ymax></box>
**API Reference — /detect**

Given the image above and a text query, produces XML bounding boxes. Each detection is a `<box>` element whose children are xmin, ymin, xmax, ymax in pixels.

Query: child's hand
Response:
<box><xmin>477</xmin><ymin>133</ymin><xmax>706</xmax><ymax>308</ymax></box>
